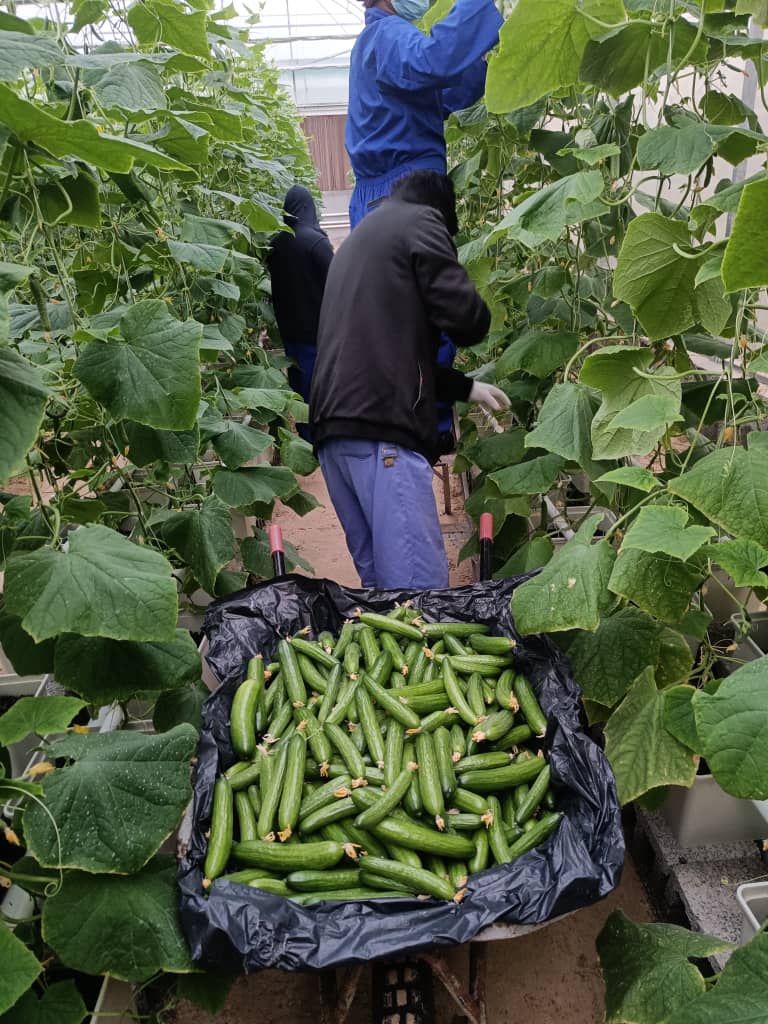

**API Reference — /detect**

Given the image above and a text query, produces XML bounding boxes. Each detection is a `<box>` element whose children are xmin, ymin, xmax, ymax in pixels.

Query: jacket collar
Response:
<box><xmin>365</xmin><ymin>8</ymin><xmax>391</xmax><ymax>25</ymax></box>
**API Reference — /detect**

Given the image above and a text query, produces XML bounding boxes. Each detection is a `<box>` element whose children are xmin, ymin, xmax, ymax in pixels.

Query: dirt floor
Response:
<box><xmin>175</xmin><ymin>462</ymin><xmax>654</xmax><ymax>1024</ymax></box>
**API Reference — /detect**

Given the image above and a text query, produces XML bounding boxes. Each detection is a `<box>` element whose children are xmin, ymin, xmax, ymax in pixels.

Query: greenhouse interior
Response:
<box><xmin>1</xmin><ymin>0</ymin><xmax>767</xmax><ymax>1021</ymax></box>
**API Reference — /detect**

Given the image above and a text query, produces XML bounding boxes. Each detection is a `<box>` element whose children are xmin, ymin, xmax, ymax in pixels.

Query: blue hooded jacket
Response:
<box><xmin>346</xmin><ymin>0</ymin><xmax>503</xmax><ymax>185</ymax></box>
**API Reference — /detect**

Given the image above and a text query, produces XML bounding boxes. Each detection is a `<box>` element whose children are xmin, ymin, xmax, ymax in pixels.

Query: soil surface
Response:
<box><xmin>174</xmin><ymin>462</ymin><xmax>654</xmax><ymax>1024</ymax></box>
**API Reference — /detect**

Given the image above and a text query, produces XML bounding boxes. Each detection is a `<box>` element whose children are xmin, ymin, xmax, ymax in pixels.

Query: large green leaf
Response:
<box><xmin>636</xmin><ymin>124</ymin><xmax>716</xmax><ymax>175</ymax></box>
<box><xmin>693</xmin><ymin>656</ymin><xmax>768</xmax><ymax>799</ymax></box>
<box><xmin>0</xmin><ymin>347</ymin><xmax>48</xmax><ymax>485</ymax></box>
<box><xmin>663</xmin><ymin>685</ymin><xmax>700</xmax><ymax>751</ymax></box>
<box><xmin>167</xmin><ymin>240</ymin><xmax>228</xmax><ymax>273</ymax></box>
<box><xmin>240</xmin><ymin>531</ymin><xmax>314</xmax><ymax>578</ymax></box>
<box><xmin>722</xmin><ymin>178</ymin><xmax>768</xmax><ymax>292</ymax></box>
<box><xmin>209</xmin><ymin>420</ymin><xmax>273</xmax><ymax>470</ymax></box>
<box><xmin>5</xmin><ymin>525</ymin><xmax>178</xmax><ymax>643</ymax></box>
<box><xmin>54</xmin><ymin>630</ymin><xmax>201</xmax><ymax>704</ymax></box>
<box><xmin>91</xmin><ymin>60</ymin><xmax>167</xmax><ymax>114</ymax></box>
<box><xmin>0</xmin><ymin>697</ymin><xmax>86</xmax><ymax>746</ymax></box>
<box><xmin>181</xmin><ymin>214</ymin><xmax>250</xmax><ymax>247</ymax></box>
<box><xmin>127</xmin><ymin>0</ymin><xmax>210</xmax><ymax>58</ymax></box>
<box><xmin>0</xmin><ymin>927</ymin><xmax>41</xmax><ymax>1016</ymax></box>
<box><xmin>162</xmin><ymin>495</ymin><xmax>235</xmax><ymax>594</ymax></box>
<box><xmin>494</xmin><ymin>536</ymin><xmax>554</xmax><ymax>578</ymax></box>
<box><xmin>523</xmin><ymin>382</ymin><xmax>604</xmax><ymax>477</ymax></box>
<box><xmin>0</xmin><ymin>30</ymin><xmax>62</xmax><ymax>80</ymax></box>
<box><xmin>485</xmin><ymin>0</ymin><xmax>626</xmax><ymax>112</ymax></box>
<box><xmin>581</xmin><ymin>21</ymin><xmax>663</xmax><ymax>96</ymax></box>
<box><xmin>153</xmin><ymin>680</ymin><xmax>209</xmax><ymax>733</ymax></box>
<box><xmin>42</xmin><ymin>857</ymin><xmax>193</xmax><ymax>982</ymax></box>
<box><xmin>609</xmin><ymin>394</ymin><xmax>683</xmax><ymax>433</ymax></box>
<box><xmin>668</xmin><ymin>441</ymin><xmax>768</xmax><ymax>547</ymax></box>
<box><xmin>567</xmin><ymin>606</ymin><xmax>668</xmax><ymax>707</ymax></box>
<box><xmin>0</xmin><ymin>979</ymin><xmax>87</xmax><ymax>1024</ymax></box>
<box><xmin>511</xmin><ymin>515</ymin><xmax>616</xmax><ymax>634</ymax></box>
<box><xmin>24</xmin><ymin>725</ymin><xmax>197</xmax><ymax>872</ymax></box>
<box><xmin>279</xmin><ymin>429</ymin><xmax>319</xmax><ymax>476</ymax></box>
<box><xmin>489</xmin><ymin>453</ymin><xmax>565</xmax><ymax>496</ymax></box>
<box><xmin>667</xmin><ymin>930</ymin><xmax>768</xmax><ymax>1024</ymax></box>
<box><xmin>613</xmin><ymin>214</ymin><xmax>700</xmax><ymax>340</ymax></box>
<box><xmin>580</xmin><ymin>345</ymin><xmax>682</xmax><ymax>460</ymax></box>
<box><xmin>608</xmin><ymin>547</ymin><xmax>704</xmax><ymax>623</ymax></box>
<box><xmin>705</xmin><ymin>538</ymin><xmax>768</xmax><ymax>588</ymax></box>
<box><xmin>213</xmin><ymin>466</ymin><xmax>299</xmax><ymax>509</ymax></box>
<box><xmin>37</xmin><ymin>169</ymin><xmax>101</xmax><ymax>229</ymax></box>
<box><xmin>469</xmin><ymin>429</ymin><xmax>527</xmax><ymax>472</ymax></box>
<box><xmin>598</xmin><ymin>910</ymin><xmax>733</xmax><ymax>1024</ymax></box>
<box><xmin>74</xmin><ymin>300</ymin><xmax>202</xmax><ymax>431</ymax></box>
<box><xmin>604</xmin><ymin>668</ymin><xmax>697</xmax><ymax>804</ymax></box>
<box><xmin>594</xmin><ymin>467</ymin><xmax>661</xmax><ymax>493</ymax></box>
<box><xmin>622</xmin><ymin>506</ymin><xmax>715</xmax><ymax>561</ymax></box>
<box><xmin>0</xmin><ymin>611</ymin><xmax>55</xmax><ymax>674</ymax></box>
<box><xmin>0</xmin><ymin>85</ymin><xmax>188</xmax><ymax>172</ymax></box>
<box><xmin>124</xmin><ymin>422</ymin><xmax>200</xmax><ymax>467</ymax></box>
<box><xmin>496</xmin><ymin>330</ymin><xmax>578</xmax><ymax>379</ymax></box>
<box><xmin>483</xmin><ymin>172</ymin><xmax>606</xmax><ymax>248</ymax></box>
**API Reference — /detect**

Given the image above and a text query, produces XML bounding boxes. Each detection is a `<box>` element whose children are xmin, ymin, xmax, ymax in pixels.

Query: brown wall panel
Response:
<box><xmin>302</xmin><ymin>114</ymin><xmax>353</xmax><ymax>192</ymax></box>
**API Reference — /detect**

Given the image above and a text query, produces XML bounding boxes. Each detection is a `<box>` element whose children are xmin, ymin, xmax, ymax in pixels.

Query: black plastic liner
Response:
<box><xmin>179</xmin><ymin>575</ymin><xmax>624</xmax><ymax>972</ymax></box>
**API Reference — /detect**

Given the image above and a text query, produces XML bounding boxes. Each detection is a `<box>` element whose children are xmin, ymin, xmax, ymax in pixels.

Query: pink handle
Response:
<box><xmin>268</xmin><ymin>524</ymin><xmax>285</xmax><ymax>554</ymax></box>
<box><xmin>479</xmin><ymin>513</ymin><xmax>493</xmax><ymax>542</ymax></box>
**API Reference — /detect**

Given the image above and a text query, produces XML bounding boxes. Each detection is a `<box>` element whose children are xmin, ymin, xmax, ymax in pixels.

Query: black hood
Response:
<box><xmin>284</xmin><ymin>185</ymin><xmax>320</xmax><ymax>228</ymax></box>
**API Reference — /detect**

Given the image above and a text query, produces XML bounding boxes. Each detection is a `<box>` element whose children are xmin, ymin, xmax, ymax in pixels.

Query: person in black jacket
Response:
<box><xmin>267</xmin><ymin>185</ymin><xmax>334</xmax><ymax>441</ymax></box>
<box><xmin>310</xmin><ymin>171</ymin><xmax>509</xmax><ymax>589</ymax></box>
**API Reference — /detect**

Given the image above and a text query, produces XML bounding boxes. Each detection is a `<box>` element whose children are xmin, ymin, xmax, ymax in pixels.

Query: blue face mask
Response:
<box><xmin>391</xmin><ymin>0</ymin><xmax>430</xmax><ymax>22</ymax></box>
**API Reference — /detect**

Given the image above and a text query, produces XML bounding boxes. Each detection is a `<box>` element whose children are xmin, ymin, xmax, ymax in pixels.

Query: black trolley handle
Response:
<box><xmin>268</xmin><ymin>523</ymin><xmax>287</xmax><ymax>578</ymax></box>
<box><xmin>479</xmin><ymin>512</ymin><xmax>493</xmax><ymax>583</ymax></box>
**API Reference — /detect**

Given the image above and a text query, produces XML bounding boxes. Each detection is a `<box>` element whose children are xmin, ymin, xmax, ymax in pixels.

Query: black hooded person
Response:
<box><xmin>267</xmin><ymin>185</ymin><xmax>335</xmax><ymax>441</ymax></box>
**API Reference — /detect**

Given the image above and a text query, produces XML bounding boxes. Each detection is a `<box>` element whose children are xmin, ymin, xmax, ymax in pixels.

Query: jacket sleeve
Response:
<box><xmin>441</xmin><ymin>58</ymin><xmax>488</xmax><ymax>117</ymax></box>
<box><xmin>435</xmin><ymin>366</ymin><xmax>473</xmax><ymax>403</ymax></box>
<box><xmin>374</xmin><ymin>0</ymin><xmax>502</xmax><ymax>94</ymax></box>
<box><xmin>411</xmin><ymin>209</ymin><xmax>491</xmax><ymax>347</ymax></box>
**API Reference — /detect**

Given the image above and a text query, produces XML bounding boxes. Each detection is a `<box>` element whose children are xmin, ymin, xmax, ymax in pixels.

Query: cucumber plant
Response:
<box><xmin>0</xmin><ymin>0</ymin><xmax>318</xmax><ymax>1017</ymax></box>
<box><xmin>443</xmin><ymin>0</ymin><xmax>768</xmax><ymax>1015</ymax></box>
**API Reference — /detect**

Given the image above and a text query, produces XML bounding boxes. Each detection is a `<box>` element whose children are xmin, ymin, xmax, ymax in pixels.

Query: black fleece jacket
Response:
<box><xmin>267</xmin><ymin>185</ymin><xmax>334</xmax><ymax>344</ymax></box>
<box><xmin>310</xmin><ymin>197</ymin><xmax>490</xmax><ymax>464</ymax></box>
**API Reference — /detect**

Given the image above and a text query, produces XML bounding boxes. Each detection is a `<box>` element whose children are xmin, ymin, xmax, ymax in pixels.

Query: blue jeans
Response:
<box><xmin>284</xmin><ymin>340</ymin><xmax>316</xmax><ymax>443</ymax></box>
<box><xmin>318</xmin><ymin>438</ymin><xmax>449</xmax><ymax>590</ymax></box>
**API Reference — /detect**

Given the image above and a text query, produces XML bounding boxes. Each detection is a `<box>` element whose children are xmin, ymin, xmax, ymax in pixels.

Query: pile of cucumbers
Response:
<box><xmin>202</xmin><ymin>606</ymin><xmax>563</xmax><ymax>904</ymax></box>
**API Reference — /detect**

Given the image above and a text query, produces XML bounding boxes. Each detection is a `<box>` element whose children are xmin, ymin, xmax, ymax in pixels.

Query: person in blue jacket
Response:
<box><xmin>346</xmin><ymin>0</ymin><xmax>503</xmax><ymax>453</ymax></box>
<box><xmin>346</xmin><ymin>0</ymin><xmax>503</xmax><ymax>229</ymax></box>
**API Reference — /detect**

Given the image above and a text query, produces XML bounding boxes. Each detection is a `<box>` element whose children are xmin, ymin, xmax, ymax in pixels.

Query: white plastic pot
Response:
<box><xmin>661</xmin><ymin>773</ymin><xmax>768</xmax><ymax>846</ymax></box>
<box><xmin>736</xmin><ymin>882</ymin><xmax>768</xmax><ymax>944</ymax></box>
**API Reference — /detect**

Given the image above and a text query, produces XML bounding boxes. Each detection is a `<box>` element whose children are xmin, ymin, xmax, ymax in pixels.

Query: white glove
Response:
<box><xmin>469</xmin><ymin>381</ymin><xmax>511</xmax><ymax>413</ymax></box>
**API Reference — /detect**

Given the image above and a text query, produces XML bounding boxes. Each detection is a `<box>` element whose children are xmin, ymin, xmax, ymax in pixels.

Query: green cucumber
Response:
<box><xmin>277</xmin><ymin>639</ymin><xmax>307</xmax><ymax>707</ymax></box>
<box><xmin>448</xmin><ymin>860</ymin><xmax>468</xmax><ymax>889</ymax></box>
<box><xmin>513</xmin><ymin>675</ymin><xmax>548</xmax><ymax>737</ymax></box>
<box><xmin>409</xmin><ymin>647</ymin><xmax>430</xmax><ymax>685</ymax></box>
<box><xmin>235</xmin><ymin>789</ymin><xmax>258</xmax><ymax>842</ymax></box>
<box><xmin>326</xmin><ymin>674</ymin><xmax>359</xmax><ymax>727</ymax></box>
<box><xmin>277</xmin><ymin>733</ymin><xmax>307</xmax><ymax>839</ymax></box>
<box><xmin>443</xmin><ymin>812</ymin><xmax>483</xmax><ymax>831</ymax></box>
<box><xmin>354</xmin><ymin>766</ymin><xmax>418</xmax><ymax>830</ymax></box>
<box><xmin>469</xmin><ymin>635</ymin><xmax>516</xmax><ymax>655</ymax></box>
<box><xmin>257</xmin><ymin>739</ymin><xmax>290</xmax><ymax>838</ymax></box>
<box><xmin>469</xmin><ymin>828</ymin><xmax>490</xmax><ymax>874</ymax></box>
<box><xmin>356</xmin><ymin>683</ymin><xmax>386</xmax><ymax>766</ymax></box>
<box><xmin>319</xmin><ymin>664</ymin><xmax>343</xmax><ymax>725</ymax></box>
<box><xmin>416</xmin><ymin>731</ymin><xmax>445</xmax><ymax>820</ymax></box>
<box><xmin>467</xmin><ymin>673</ymin><xmax>487</xmax><ymax>719</ymax></box>
<box><xmin>380</xmin><ymin>631</ymin><xmax>409</xmax><ymax>674</ymax></box>
<box><xmin>247</xmin><ymin>878</ymin><xmax>291</xmax><ymax>896</ymax></box>
<box><xmin>298</xmin><ymin>775</ymin><xmax>352</xmax><ymax>820</ymax></box>
<box><xmin>228</xmin><ymin>762</ymin><xmax>262</xmax><ymax>791</ymax></box>
<box><xmin>293</xmin><ymin>704</ymin><xmax>332</xmax><ymax>765</ymax></box>
<box><xmin>402</xmin><ymin>741</ymin><xmax>422</xmax><ymax>815</ymax></box>
<box><xmin>358</xmin><ymin>626</ymin><xmax>380</xmax><ymax>669</ymax></box>
<box><xmin>289</xmin><ymin>635</ymin><xmax>339</xmax><ymax>672</ymax></box>
<box><xmin>344</xmin><ymin>642</ymin><xmax>361</xmax><ymax>677</ymax></box>
<box><xmin>286</xmin><ymin>869</ymin><xmax>361</xmax><ymax>892</ymax></box>
<box><xmin>300</xmin><ymin>795</ymin><xmax>358</xmax><ymax>834</ymax></box>
<box><xmin>361</xmin><ymin>673</ymin><xmax>421</xmax><ymax>730</ymax></box>
<box><xmin>290</xmin><ymin>888</ymin><xmax>407</xmax><ymax>905</ymax></box>
<box><xmin>358</xmin><ymin>612</ymin><xmax>424</xmax><ymax>642</ymax></box>
<box><xmin>382</xmin><ymin>844</ymin><xmax>423</xmax><ymax>869</ymax></box>
<box><xmin>358</xmin><ymin>871</ymin><xmax>411</xmax><ymax>895</ymax></box>
<box><xmin>326</xmin><ymin>722</ymin><xmax>367</xmax><ymax>781</ymax></box>
<box><xmin>457</xmin><ymin>751</ymin><xmax>513</xmax><ymax>772</ymax></box>
<box><xmin>447</xmin><ymin>654</ymin><xmax>513</xmax><ymax>677</ymax></box>
<box><xmin>384</xmin><ymin>722</ymin><xmax>404</xmax><ymax>788</ymax></box>
<box><xmin>487</xmin><ymin>796</ymin><xmax>512</xmax><ymax>865</ymax></box>
<box><xmin>334</xmin><ymin>621</ymin><xmax>356</xmax><ymax>659</ymax></box>
<box><xmin>418</xmin><ymin>707</ymin><xmax>460</xmax><ymax>733</ymax></box>
<box><xmin>296</xmin><ymin>653</ymin><xmax>329</xmax><ymax>694</ymax></box>
<box><xmin>232</xmin><ymin>839</ymin><xmax>350</xmax><ymax>871</ymax></box>
<box><xmin>318</xmin><ymin>630</ymin><xmax>335</xmax><ymax>653</ymax></box>
<box><xmin>433</xmin><ymin>727</ymin><xmax>456</xmax><ymax>801</ymax></box>
<box><xmin>359</xmin><ymin>857</ymin><xmax>456</xmax><ymax>901</ymax></box>
<box><xmin>453</xmin><ymin>788</ymin><xmax>492</xmax><ymax>817</ymax></box>
<box><xmin>246</xmin><ymin>784</ymin><xmax>261</xmax><ymax>816</ymax></box>
<box><xmin>368</xmin><ymin>650</ymin><xmax>394</xmax><ymax>686</ymax></box>
<box><xmin>369</xmin><ymin>818</ymin><xmax>475</xmax><ymax>859</ymax></box>
<box><xmin>507</xmin><ymin>812</ymin><xmax>563</xmax><ymax>860</ymax></box>
<box><xmin>204</xmin><ymin>777</ymin><xmax>233</xmax><ymax>885</ymax></box>
<box><xmin>421</xmin><ymin>622</ymin><xmax>489</xmax><ymax>638</ymax></box>
<box><xmin>472</xmin><ymin>709</ymin><xmax>516</xmax><ymax>744</ymax></box>
<box><xmin>230</xmin><ymin>662</ymin><xmax>264</xmax><ymax>758</ymax></box>
<box><xmin>443</xmin><ymin>632</ymin><xmax>470</xmax><ymax>657</ymax></box>
<box><xmin>514</xmin><ymin>765</ymin><xmax>552</xmax><ymax>825</ymax></box>
<box><xmin>218</xmin><ymin>868</ymin><xmax>280</xmax><ymax>885</ymax></box>
<box><xmin>450</xmin><ymin>724</ymin><xmax>466</xmax><ymax>762</ymax></box>
<box><xmin>458</xmin><ymin>757</ymin><xmax>547</xmax><ymax>793</ymax></box>
<box><xmin>491</xmin><ymin>724</ymin><xmax>534</xmax><ymax>751</ymax></box>
<box><xmin>404</xmin><ymin>641</ymin><xmax>422</xmax><ymax>673</ymax></box>
<box><xmin>443</xmin><ymin>660</ymin><xmax>482</xmax><ymax>727</ymax></box>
